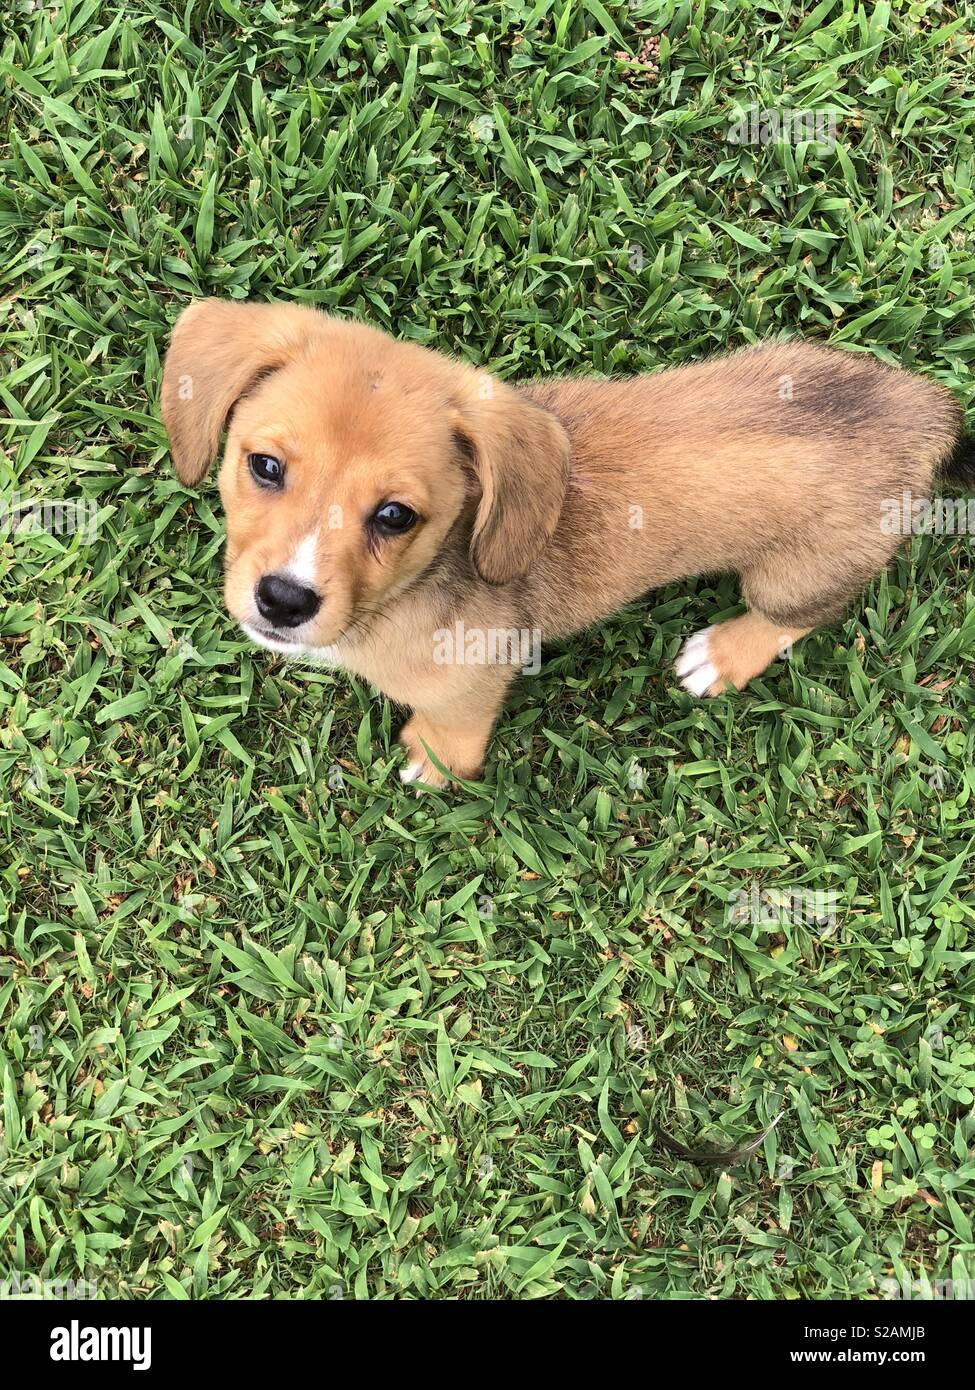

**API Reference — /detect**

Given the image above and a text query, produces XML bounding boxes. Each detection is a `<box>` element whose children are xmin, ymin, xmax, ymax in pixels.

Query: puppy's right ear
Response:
<box><xmin>452</xmin><ymin>375</ymin><xmax>571</xmax><ymax>586</ymax></box>
<box><xmin>160</xmin><ymin>300</ymin><xmax>314</xmax><ymax>485</ymax></box>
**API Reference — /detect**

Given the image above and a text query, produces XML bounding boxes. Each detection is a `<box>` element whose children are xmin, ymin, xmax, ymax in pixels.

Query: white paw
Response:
<box><xmin>676</xmin><ymin>627</ymin><xmax>719</xmax><ymax>696</ymax></box>
<box><xmin>400</xmin><ymin>759</ymin><xmax>426</xmax><ymax>784</ymax></box>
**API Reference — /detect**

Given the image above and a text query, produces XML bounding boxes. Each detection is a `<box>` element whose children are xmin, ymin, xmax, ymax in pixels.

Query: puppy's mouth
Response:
<box><xmin>242</xmin><ymin>619</ymin><xmax>304</xmax><ymax>651</ymax></box>
<box><xmin>240</xmin><ymin>619</ymin><xmax>340</xmax><ymax>663</ymax></box>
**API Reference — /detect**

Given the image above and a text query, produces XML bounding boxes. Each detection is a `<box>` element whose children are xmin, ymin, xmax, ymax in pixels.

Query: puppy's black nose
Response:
<box><xmin>255</xmin><ymin>574</ymin><xmax>321</xmax><ymax>628</ymax></box>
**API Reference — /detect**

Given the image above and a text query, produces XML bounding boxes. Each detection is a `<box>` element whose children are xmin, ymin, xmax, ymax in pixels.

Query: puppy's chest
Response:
<box><xmin>335</xmin><ymin>589</ymin><xmax>520</xmax><ymax>707</ymax></box>
<box><xmin>334</xmin><ymin>613</ymin><xmax>452</xmax><ymax>707</ymax></box>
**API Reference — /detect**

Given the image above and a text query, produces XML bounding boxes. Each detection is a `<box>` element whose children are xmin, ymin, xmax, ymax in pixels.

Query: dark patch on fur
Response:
<box><xmin>755</xmin><ymin>593</ymin><xmax>853</xmax><ymax>628</ymax></box>
<box><xmin>760</xmin><ymin>365</ymin><xmax>885</xmax><ymax>437</ymax></box>
<box><xmin>941</xmin><ymin>434</ymin><xmax>975</xmax><ymax>491</ymax></box>
<box><xmin>753</xmin><ymin>564</ymin><xmax>876</xmax><ymax>627</ymax></box>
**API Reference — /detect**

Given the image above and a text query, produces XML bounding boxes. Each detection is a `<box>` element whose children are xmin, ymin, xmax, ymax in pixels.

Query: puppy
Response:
<box><xmin>161</xmin><ymin>300</ymin><xmax>968</xmax><ymax>787</ymax></box>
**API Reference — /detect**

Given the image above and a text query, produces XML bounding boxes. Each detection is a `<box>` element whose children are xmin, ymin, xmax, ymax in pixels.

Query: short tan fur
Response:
<box><xmin>161</xmin><ymin>300</ymin><xmax>962</xmax><ymax>785</ymax></box>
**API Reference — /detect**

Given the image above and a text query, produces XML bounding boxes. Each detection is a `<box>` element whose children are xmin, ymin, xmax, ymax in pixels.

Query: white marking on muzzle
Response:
<box><xmin>284</xmin><ymin>528</ymin><xmax>320</xmax><ymax>587</ymax></box>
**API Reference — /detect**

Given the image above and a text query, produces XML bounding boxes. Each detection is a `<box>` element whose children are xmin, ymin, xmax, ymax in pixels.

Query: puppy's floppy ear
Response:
<box><xmin>160</xmin><ymin>299</ymin><xmax>316</xmax><ymax>485</ymax></box>
<box><xmin>452</xmin><ymin>375</ymin><xmax>571</xmax><ymax>585</ymax></box>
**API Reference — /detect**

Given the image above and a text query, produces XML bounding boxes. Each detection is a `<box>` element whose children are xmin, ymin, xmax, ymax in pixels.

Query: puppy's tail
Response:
<box><xmin>940</xmin><ymin>433</ymin><xmax>975</xmax><ymax>491</ymax></box>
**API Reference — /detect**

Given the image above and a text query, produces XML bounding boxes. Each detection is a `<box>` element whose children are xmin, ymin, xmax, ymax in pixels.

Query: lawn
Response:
<box><xmin>1</xmin><ymin>0</ymin><xmax>974</xmax><ymax>1301</ymax></box>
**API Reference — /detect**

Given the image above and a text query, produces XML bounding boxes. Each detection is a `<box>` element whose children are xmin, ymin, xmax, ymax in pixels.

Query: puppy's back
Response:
<box><xmin>518</xmin><ymin>342</ymin><xmax>962</xmax><ymax>633</ymax></box>
<box><xmin>523</xmin><ymin>340</ymin><xmax>959</xmax><ymax>487</ymax></box>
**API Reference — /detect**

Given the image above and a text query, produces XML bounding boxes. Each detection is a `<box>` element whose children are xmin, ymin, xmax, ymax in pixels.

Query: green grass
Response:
<box><xmin>1</xmin><ymin>0</ymin><xmax>975</xmax><ymax>1301</ymax></box>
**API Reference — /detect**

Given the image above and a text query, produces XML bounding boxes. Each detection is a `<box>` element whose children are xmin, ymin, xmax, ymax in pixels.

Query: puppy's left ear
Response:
<box><xmin>453</xmin><ymin>376</ymin><xmax>571</xmax><ymax>585</ymax></box>
<box><xmin>160</xmin><ymin>299</ymin><xmax>318</xmax><ymax>485</ymax></box>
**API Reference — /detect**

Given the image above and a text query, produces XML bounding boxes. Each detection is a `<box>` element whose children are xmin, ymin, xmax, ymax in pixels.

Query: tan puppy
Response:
<box><xmin>161</xmin><ymin>300</ymin><xmax>966</xmax><ymax>786</ymax></box>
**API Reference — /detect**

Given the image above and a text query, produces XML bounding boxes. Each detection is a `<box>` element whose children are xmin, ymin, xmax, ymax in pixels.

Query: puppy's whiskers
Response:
<box><xmin>340</xmin><ymin>597</ymin><xmax>407</xmax><ymax>649</ymax></box>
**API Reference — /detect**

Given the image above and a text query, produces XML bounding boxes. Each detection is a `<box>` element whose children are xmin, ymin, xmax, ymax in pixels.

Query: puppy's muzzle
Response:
<box><xmin>255</xmin><ymin>573</ymin><xmax>322</xmax><ymax>629</ymax></box>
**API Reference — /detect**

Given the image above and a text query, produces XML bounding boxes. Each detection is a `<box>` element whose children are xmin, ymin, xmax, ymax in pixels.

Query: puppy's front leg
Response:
<box><xmin>399</xmin><ymin>673</ymin><xmax>511</xmax><ymax>788</ymax></box>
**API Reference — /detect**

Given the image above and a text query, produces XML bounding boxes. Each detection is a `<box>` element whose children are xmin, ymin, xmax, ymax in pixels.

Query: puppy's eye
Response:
<box><xmin>249</xmin><ymin>453</ymin><xmax>285</xmax><ymax>487</ymax></box>
<box><xmin>372</xmin><ymin>501</ymin><xmax>417</xmax><ymax>534</ymax></box>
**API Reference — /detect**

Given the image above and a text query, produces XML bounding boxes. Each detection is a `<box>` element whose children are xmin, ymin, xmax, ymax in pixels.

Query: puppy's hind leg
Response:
<box><xmin>675</xmin><ymin>553</ymin><xmax>860</xmax><ymax>696</ymax></box>
<box><xmin>676</xmin><ymin>611</ymin><xmax>812</xmax><ymax>696</ymax></box>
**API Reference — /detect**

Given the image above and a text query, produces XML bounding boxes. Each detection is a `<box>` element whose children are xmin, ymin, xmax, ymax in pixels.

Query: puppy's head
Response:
<box><xmin>160</xmin><ymin>300</ymin><xmax>570</xmax><ymax>656</ymax></box>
